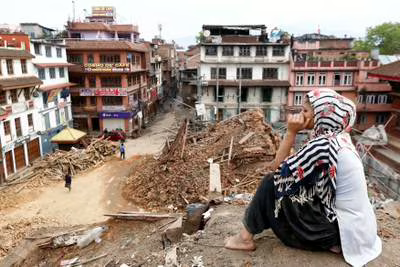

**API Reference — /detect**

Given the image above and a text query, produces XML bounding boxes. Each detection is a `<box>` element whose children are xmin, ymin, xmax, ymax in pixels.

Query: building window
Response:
<box><xmin>307</xmin><ymin>73</ymin><xmax>315</xmax><ymax>85</ymax></box>
<box><xmin>262</xmin><ymin>87</ymin><xmax>272</xmax><ymax>102</ymax></box>
<box><xmin>377</xmin><ymin>95</ymin><xmax>387</xmax><ymax>104</ymax></box>
<box><xmin>28</xmin><ymin>114</ymin><xmax>34</xmax><ymax>130</ymax></box>
<box><xmin>67</xmin><ymin>54</ymin><xmax>83</xmax><ymax>64</ymax></box>
<box><xmin>88</xmin><ymin>76</ymin><xmax>96</xmax><ymax>87</ymax></box>
<box><xmin>318</xmin><ymin>73</ymin><xmax>326</xmax><ymax>85</ymax></box>
<box><xmin>222</xmin><ymin>46</ymin><xmax>234</xmax><ymax>56</ymax></box>
<box><xmin>241</xmin><ymin>87</ymin><xmax>249</xmax><ymax>102</ymax></box>
<box><xmin>376</xmin><ymin>113</ymin><xmax>389</xmax><ymax>124</ymax></box>
<box><xmin>64</xmin><ymin>106</ymin><xmax>69</xmax><ymax>121</ymax></box>
<box><xmin>10</xmin><ymin>90</ymin><xmax>18</xmax><ymax>103</ymax></box>
<box><xmin>239</xmin><ymin>46</ymin><xmax>250</xmax><ymax>56</ymax></box>
<box><xmin>357</xmin><ymin>95</ymin><xmax>365</xmax><ymax>104</ymax></box>
<box><xmin>263</xmin><ymin>68</ymin><xmax>278</xmax><ymax>79</ymax></box>
<box><xmin>6</xmin><ymin>59</ymin><xmax>13</xmax><ymax>75</ymax></box>
<box><xmin>49</xmin><ymin>68</ymin><xmax>56</xmax><ymax>79</ymax></box>
<box><xmin>0</xmin><ymin>91</ymin><xmax>6</xmax><ymax>105</ymax></box>
<box><xmin>366</xmin><ymin>95</ymin><xmax>376</xmax><ymax>104</ymax></box>
<box><xmin>211</xmin><ymin>68</ymin><xmax>226</xmax><ymax>79</ymax></box>
<box><xmin>256</xmin><ymin>46</ymin><xmax>268</xmax><ymax>56</ymax></box>
<box><xmin>90</xmin><ymin>96</ymin><xmax>97</xmax><ymax>105</ymax></box>
<box><xmin>55</xmin><ymin>109</ymin><xmax>61</xmax><ymax>125</ymax></box>
<box><xmin>21</xmin><ymin>59</ymin><xmax>27</xmax><ymax>74</ymax></box>
<box><xmin>71</xmin><ymin>96</ymin><xmax>86</xmax><ymax>107</ymax></box>
<box><xmin>34</xmin><ymin>43</ymin><xmax>41</xmax><ymax>55</ymax></box>
<box><xmin>294</xmin><ymin>92</ymin><xmax>303</xmax><ymax>106</ymax></box>
<box><xmin>45</xmin><ymin>46</ymin><xmax>52</xmax><ymax>57</ymax></box>
<box><xmin>87</xmin><ymin>54</ymin><xmax>94</xmax><ymax>63</ymax></box>
<box><xmin>295</xmin><ymin>73</ymin><xmax>304</xmax><ymax>86</ymax></box>
<box><xmin>103</xmin><ymin>96</ymin><xmax>123</xmax><ymax>106</ymax></box>
<box><xmin>24</xmin><ymin>88</ymin><xmax>30</xmax><ymax>100</ymax></box>
<box><xmin>38</xmin><ymin>69</ymin><xmax>45</xmax><ymax>80</ymax></box>
<box><xmin>101</xmin><ymin>77</ymin><xmax>121</xmax><ymax>87</ymax></box>
<box><xmin>56</xmin><ymin>47</ymin><xmax>62</xmax><ymax>58</ymax></box>
<box><xmin>343</xmin><ymin>72</ymin><xmax>352</xmax><ymax>85</ymax></box>
<box><xmin>237</xmin><ymin>68</ymin><xmax>252</xmax><ymax>79</ymax></box>
<box><xmin>100</xmin><ymin>54</ymin><xmax>120</xmax><ymax>63</ymax></box>
<box><xmin>357</xmin><ymin>114</ymin><xmax>367</xmax><ymax>125</ymax></box>
<box><xmin>4</xmin><ymin>121</ymin><xmax>11</xmax><ymax>139</ymax></box>
<box><xmin>44</xmin><ymin>113</ymin><xmax>51</xmax><ymax>129</ymax></box>
<box><xmin>15</xmin><ymin>117</ymin><xmax>22</xmax><ymax>137</ymax></box>
<box><xmin>334</xmin><ymin>73</ymin><xmax>341</xmax><ymax>86</ymax></box>
<box><xmin>213</xmin><ymin>87</ymin><xmax>225</xmax><ymax>102</ymax></box>
<box><xmin>205</xmin><ymin>46</ymin><xmax>217</xmax><ymax>56</ymax></box>
<box><xmin>59</xmin><ymin>67</ymin><xmax>65</xmax><ymax>78</ymax></box>
<box><xmin>272</xmin><ymin>46</ymin><xmax>285</xmax><ymax>56</ymax></box>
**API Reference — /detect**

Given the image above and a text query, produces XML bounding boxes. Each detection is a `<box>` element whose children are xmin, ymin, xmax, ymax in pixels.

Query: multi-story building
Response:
<box><xmin>289</xmin><ymin>33</ymin><xmax>392</xmax><ymax>131</ymax></box>
<box><xmin>28</xmin><ymin>38</ymin><xmax>75</xmax><ymax>154</ymax></box>
<box><xmin>145</xmin><ymin>41</ymin><xmax>163</xmax><ymax>120</ymax></box>
<box><xmin>199</xmin><ymin>25</ymin><xmax>291</xmax><ymax>122</ymax></box>
<box><xmin>19</xmin><ymin>23</ymin><xmax>56</xmax><ymax>39</ymax></box>
<box><xmin>156</xmin><ymin>40</ymin><xmax>178</xmax><ymax>99</ymax></box>
<box><xmin>66</xmin><ymin>13</ymin><xmax>148</xmax><ymax>134</ymax></box>
<box><xmin>0</xmin><ymin>33</ymin><xmax>43</xmax><ymax>181</ymax></box>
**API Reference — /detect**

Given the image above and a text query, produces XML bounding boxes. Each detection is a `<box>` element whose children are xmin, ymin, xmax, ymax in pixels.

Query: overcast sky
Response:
<box><xmin>2</xmin><ymin>0</ymin><xmax>399</xmax><ymax>48</ymax></box>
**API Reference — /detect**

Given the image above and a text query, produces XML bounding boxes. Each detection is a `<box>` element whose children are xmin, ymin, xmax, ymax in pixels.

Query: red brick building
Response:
<box><xmin>66</xmin><ymin>40</ymin><xmax>148</xmax><ymax>133</ymax></box>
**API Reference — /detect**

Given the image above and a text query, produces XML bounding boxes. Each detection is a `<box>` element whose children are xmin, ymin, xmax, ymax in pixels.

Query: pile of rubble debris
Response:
<box><xmin>0</xmin><ymin>139</ymin><xmax>117</xmax><ymax>210</ymax></box>
<box><xmin>123</xmin><ymin>110</ymin><xmax>280</xmax><ymax>210</ymax></box>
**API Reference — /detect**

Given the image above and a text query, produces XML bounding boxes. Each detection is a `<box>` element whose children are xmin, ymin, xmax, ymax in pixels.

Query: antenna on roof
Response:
<box><xmin>158</xmin><ymin>24</ymin><xmax>162</xmax><ymax>39</ymax></box>
<box><xmin>72</xmin><ymin>0</ymin><xmax>76</xmax><ymax>22</ymax></box>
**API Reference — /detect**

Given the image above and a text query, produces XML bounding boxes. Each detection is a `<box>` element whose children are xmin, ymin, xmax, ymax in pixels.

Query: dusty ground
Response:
<box><xmin>0</xmin><ymin>111</ymin><xmax>177</xmax><ymax>260</ymax></box>
<box><xmin>8</xmin><ymin>203</ymin><xmax>400</xmax><ymax>267</ymax></box>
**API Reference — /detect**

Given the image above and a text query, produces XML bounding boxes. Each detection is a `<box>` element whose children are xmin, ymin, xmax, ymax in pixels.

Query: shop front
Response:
<box><xmin>99</xmin><ymin>111</ymin><xmax>132</xmax><ymax>132</ymax></box>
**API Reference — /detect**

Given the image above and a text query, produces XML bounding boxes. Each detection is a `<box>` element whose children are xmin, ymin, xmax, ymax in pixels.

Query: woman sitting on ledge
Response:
<box><xmin>225</xmin><ymin>88</ymin><xmax>382</xmax><ymax>267</ymax></box>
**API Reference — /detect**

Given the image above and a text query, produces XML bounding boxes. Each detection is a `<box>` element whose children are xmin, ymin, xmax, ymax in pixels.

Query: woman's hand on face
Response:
<box><xmin>287</xmin><ymin>113</ymin><xmax>311</xmax><ymax>135</ymax></box>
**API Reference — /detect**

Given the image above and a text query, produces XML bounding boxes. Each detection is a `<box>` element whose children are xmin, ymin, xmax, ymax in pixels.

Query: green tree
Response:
<box><xmin>354</xmin><ymin>22</ymin><xmax>400</xmax><ymax>54</ymax></box>
<box><xmin>195</xmin><ymin>31</ymin><xmax>205</xmax><ymax>44</ymax></box>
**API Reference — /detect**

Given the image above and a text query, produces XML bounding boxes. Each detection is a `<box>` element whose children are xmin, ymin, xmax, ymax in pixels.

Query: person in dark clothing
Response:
<box><xmin>65</xmin><ymin>170</ymin><xmax>72</xmax><ymax>192</ymax></box>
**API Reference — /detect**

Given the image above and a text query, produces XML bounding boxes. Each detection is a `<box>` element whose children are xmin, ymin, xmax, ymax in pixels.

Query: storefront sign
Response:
<box><xmin>79</xmin><ymin>88</ymin><xmax>128</xmax><ymax>96</ymax></box>
<box><xmin>99</xmin><ymin>112</ymin><xmax>132</xmax><ymax>119</ymax></box>
<box><xmin>84</xmin><ymin>63</ymin><xmax>130</xmax><ymax>73</ymax></box>
<box><xmin>92</xmin><ymin>6</ymin><xmax>114</xmax><ymax>17</ymax></box>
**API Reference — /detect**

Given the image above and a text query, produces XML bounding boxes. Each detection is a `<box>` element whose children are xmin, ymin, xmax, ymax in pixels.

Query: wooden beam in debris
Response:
<box><xmin>180</xmin><ymin>120</ymin><xmax>189</xmax><ymax>159</ymax></box>
<box><xmin>104</xmin><ymin>212</ymin><xmax>177</xmax><ymax>221</ymax></box>
<box><xmin>238</xmin><ymin>132</ymin><xmax>255</xmax><ymax>145</ymax></box>
<box><xmin>228</xmin><ymin>136</ymin><xmax>234</xmax><ymax>166</ymax></box>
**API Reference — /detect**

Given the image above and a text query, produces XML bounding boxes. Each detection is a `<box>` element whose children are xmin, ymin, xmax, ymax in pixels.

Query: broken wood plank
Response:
<box><xmin>228</xmin><ymin>136</ymin><xmax>234</xmax><ymax>166</ymax></box>
<box><xmin>180</xmin><ymin>120</ymin><xmax>189</xmax><ymax>159</ymax></box>
<box><xmin>238</xmin><ymin>132</ymin><xmax>255</xmax><ymax>145</ymax></box>
<box><xmin>104</xmin><ymin>212</ymin><xmax>177</xmax><ymax>221</ymax></box>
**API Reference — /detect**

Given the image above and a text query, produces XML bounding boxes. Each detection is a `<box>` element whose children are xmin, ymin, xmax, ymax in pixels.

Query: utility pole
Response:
<box><xmin>237</xmin><ymin>64</ymin><xmax>242</xmax><ymax>115</ymax></box>
<box><xmin>216</xmin><ymin>66</ymin><xmax>219</xmax><ymax>121</ymax></box>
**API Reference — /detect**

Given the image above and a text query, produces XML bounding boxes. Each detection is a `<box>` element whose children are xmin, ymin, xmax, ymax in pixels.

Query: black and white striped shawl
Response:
<box><xmin>274</xmin><ymin>88</ymin><xmax>357</xmax><ymax>222</ymax></box>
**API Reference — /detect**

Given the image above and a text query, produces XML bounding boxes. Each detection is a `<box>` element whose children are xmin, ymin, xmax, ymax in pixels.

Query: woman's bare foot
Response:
<box><xmin>225</xmin><ymin>229</ymin><xmax>256</xmax><ymax>251</ymax></box>
<box><xmin>329</xmin><ymin>245</ymin><xmax>342</xmax><ymax>254</ymax></box>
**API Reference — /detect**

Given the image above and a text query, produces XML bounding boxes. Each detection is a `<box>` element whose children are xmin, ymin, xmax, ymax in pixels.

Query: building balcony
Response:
<box><xmin>68</xmin><ymin>63</ymin><xmax>146</xmax><ymax>73</ymax></box>
<box><xmin>356</xmin><ymin>103</ymin><xmax>393</xmax><ymax>112</ymax></box>
<box><xmin>72</xmin><ymin>105</ymin><xmax>97</xmax><ymax>114</ymax></box>
<box><xmin>292</xmin><ymin>60</ymin><xmax>380</xmax><ymax>70</ymax></box>
<box><xmin>289</xmin><ymin>86</ymin><xmax>356</xmax><ymax>92</ymax></box>
<box><xmin>203</xmin><ymin>55</ymin><xmax>289</xmax><ymax>64</ymax></box>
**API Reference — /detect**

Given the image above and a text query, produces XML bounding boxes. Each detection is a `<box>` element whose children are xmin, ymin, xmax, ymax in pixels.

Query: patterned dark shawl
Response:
<box><xmin>274</xmin><ymin>88</ymin><xmax>357</xmax><ymax>222</ymax></box>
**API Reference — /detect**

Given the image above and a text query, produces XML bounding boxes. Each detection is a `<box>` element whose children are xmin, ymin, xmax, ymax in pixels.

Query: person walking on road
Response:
<box><xmin>65</xmin><ymin>170</ymin><xmax>72</xmax><ymax>192</ymax></box>
<box><xmin>120</xmin><ymin>142</ymin><xmax>126</xmax><ymax>160</ymax></box>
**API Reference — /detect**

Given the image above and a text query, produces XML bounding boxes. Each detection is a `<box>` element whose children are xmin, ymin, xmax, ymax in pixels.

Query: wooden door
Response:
<box><xmin>28</xmin><ymin>138</ymin><xmax>41</xmax><ymax>163</ymax></box>
<box><xmin>5</xmin><ymin>151</ymin><xmax>14</xmax><ymax>175</ymax></box>
<box><xmin>14</xmin><ymin>145</ymin><xmax>26</xmax><ymax>170</ymax></box>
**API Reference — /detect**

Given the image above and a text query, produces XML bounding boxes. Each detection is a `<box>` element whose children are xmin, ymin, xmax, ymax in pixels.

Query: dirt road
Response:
<box><xmin>0</xmin><ymin>111</ymin><xmax>176</xmax><ymax>258</ymax></box>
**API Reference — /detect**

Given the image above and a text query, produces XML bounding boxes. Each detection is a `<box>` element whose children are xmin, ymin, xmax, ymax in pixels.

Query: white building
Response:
<box><xmin>0</xmin><ymin>34</ymin><xmax>43</xmax><ymax>181</ymax></box>
<box><xmin>29</xmin><ymin>39</ymin><xmax>74</xmax><ymax>155</ymax></box>
<box><xmin>199</xmin><ymin>25</ymin><xmax>291</xmax><ymax>123</ymax></box>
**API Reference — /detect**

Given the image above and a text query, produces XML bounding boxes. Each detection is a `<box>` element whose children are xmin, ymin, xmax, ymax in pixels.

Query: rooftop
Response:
<box><xmin>20</xmin><ymin>23</ymin><xmax>55</xmax><ymax>32</ymax></box>
<box><xmin>67</xmin><ymin>22</ymin><xmax>138</xmax><ymax>33</ymax></box>
<box><xmin>66</xmin><ymin>40</ymin><xmax>148</xmax><ymax>52</ymax></box>
<box><xmin>295</xmin><ymin>33</ymin><xmax>354</xmax><ymax>41</ymax></box>
<box><xmin>0</xmin><ymin>48</ymin><xmax>34</xmax><ymax>59</ymax></box>
<box><xmin>0</xmin><ymin>76</ymin><xmax>42</xmax><ymax>90</ymax></box>
<box><xmin>368</xmin><ymin>60</ymin><xmax>400</xmax><ymax>81</ymax></box>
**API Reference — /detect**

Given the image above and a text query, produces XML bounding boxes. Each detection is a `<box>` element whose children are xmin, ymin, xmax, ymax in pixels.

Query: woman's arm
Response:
<box><xmin>270</xmin><ymin>113</ymin><xmax>310</xmax><ymax>171</ymax></box>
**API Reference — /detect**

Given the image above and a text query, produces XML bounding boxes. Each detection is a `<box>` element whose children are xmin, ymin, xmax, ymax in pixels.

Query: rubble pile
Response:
<box><xmin>29</xmin><ymin>138</ymin><xmax>117</xmax><ymax>185</ymax></box>
<box><xmin>123</xmin><ymin>110</ymin><xmax>280</xmax><ymax>209</ymax></box>
<box><xmin>0</xmin><ymin>139</ymin><xmax>117</xmax><ymax>210</ymax></box>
